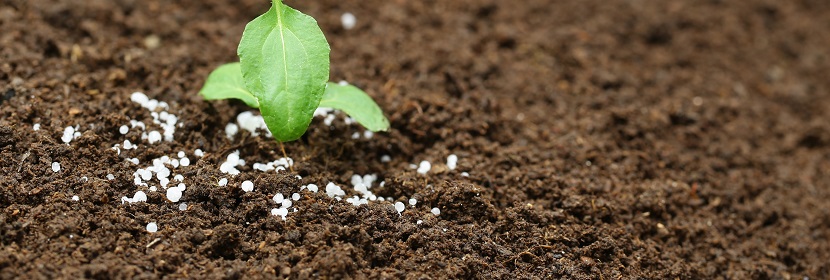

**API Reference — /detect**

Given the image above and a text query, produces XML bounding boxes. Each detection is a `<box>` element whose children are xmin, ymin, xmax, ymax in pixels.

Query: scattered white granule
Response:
<box><xmin>33</xmin><ymin>123</ymin><xmax>40</xmax><ymax>131</ymax></box>
<box><xmin>71</xmin><ymin>195</ymin><xmax>79</xmax><ymax>201</ymax></box>
<box><xmin>325</xmin><ymin>182</ymin><xmax>345</xmax><ymax>197</ymax></box>
<box><xmin>431</xmin><ymin>207</ymin><xmax>441</xmax><ymax>215</ymax></box>
<box><xmin>395</xmin><ymin>202</ymin><xmax>405</xmax><ymax>213</ymax></box>
<box><xmin>225</xmin><ymin>123</ymin><xmax>239</xmax><ymax>139</ymax></box>
<box><xmin>409</xmin><ymin>198</ymin><xmax>417</xmax><ymax>206</ymax></box>
<box><xmin>341</xmin><ymin>12</ymin><xmax>356</xmax><ymax>30</ymax></box>
<box><xmin>194</xmin><ymin>149</ymin><xmax>204</xmax><ymax>157</ymax></box>
<box><xmin>417</xmin><ymin>220</ymin><xmax>423</xmax><ymax>225</ymax></box>
<box><xmin>174</xmin><ymin>174</ymin><xmax>184</xmax><ymax>182</ymax></box>
<box><xmin>147</xmin><ymin>131</ymin><xmax>162</xmax><ymax>144</ymax></box>
<box><xmin>61</xmin><ymin>126</ymin><xmax>75</xmax><ymax>143</ymax></box>
<box><xmin>461</xmin><ymin>172</ymin><xmax>470</xmax><ymax>177</ymax></box>
<box><xmin>273</xmin><ymin>193</ymin><xmax>284</xmax><ymax>204</ymax></box>
<box><xmin>292</xmin><ymin>193</ymin><xmax>300</xmax><ymax>201</ymax></box>
<box><xmin>218</xmin><ymin>178</ymin><xmax>228</xmax><ymax>186</ymax></box>
<box><xmin>179</xmin><ymin>203</ymin><xmax>187</xmax><ymax>211</ymax></box>
<box><xmin>180</xmin><ymin>157</ymin><xmax>190</xmax><ymax>167</ymax></box>
<box><xmin>417</xmin><ymin>161</ymin><xmax>431</xmax><ymax>174</ymax></box>
<box><xmin>146</xmin><ymin>222</ymin><xmax>158</xmax><ymax>233</ymax></box>
<box><xmin>271</xmin><ymin>208</ymin><xmax>289</xmax><ymax>220</ymax></box>
<box><xmin>106</xmin><ymin>174</ymin><xmax>115</xmax><ymax>180</ymax></box>
<box><xmin>241</xmin><ymin>180</ymin><xmax>254</xmax><ymax>192</ymax></box>
<box><xmin>447</xmin><ymin>154</ymin><xmax>458</xmax><ymax>170</ymax></box>
<box><xmin>119</xmin><ymin>125</ymin><xmax>129</xmax><ymax>134</ymax></box>
<box><xmin>166</xmin><ymin>186</ymin><xmax>182</xmax><ymax>202</ymax></box>
<box><xmin>306</xmin><ymin>184</ymin><xmax>319</xmax><ymax>193</ymax></box>
<box><xmin>51</xmin><ymin>162</ymin><xmax>61</xmax><ymax>172</ymax></box>
<box><xmin>177</xmin><ymin>151</ymin><xmax>185</xmax><ymax>158</ymax></box>
<box><xmin>219</xmin><ymin>151</ymin><xmax>243</xmax><ymax>175</ymax></box>
<box><xmin>363</xmin><ymin>130</ymin><xmax>374</xmax><ymax>139</ymax></box>
<box><xmin>381</xmin><ymin>155</ymin><xmax>391</xmax><ymax>163</ymax></box>
<box><xmin>351</xmin><ymin>132</ymin><xmax>360</xmax><ymax>139</ymax></box>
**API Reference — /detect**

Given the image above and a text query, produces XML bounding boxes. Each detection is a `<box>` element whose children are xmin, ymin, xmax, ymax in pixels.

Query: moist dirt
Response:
<box><xmin>2</xmin><ymin>0</ymin><xmax>830</xmax><ymax>279</ymax></box>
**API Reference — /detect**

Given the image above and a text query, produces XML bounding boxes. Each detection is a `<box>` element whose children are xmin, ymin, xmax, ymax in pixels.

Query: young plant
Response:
<box><xmin>199</xmin><ymin>0</ymin><xmax>389</xmax><ymax>143</ymax></box>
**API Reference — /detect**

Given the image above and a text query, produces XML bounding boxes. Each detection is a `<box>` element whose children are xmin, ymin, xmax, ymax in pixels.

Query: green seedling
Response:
<box><xmin>200</xmin><ymin>0</ymin><xmax>390</xmax><ymax>143</ymax></box>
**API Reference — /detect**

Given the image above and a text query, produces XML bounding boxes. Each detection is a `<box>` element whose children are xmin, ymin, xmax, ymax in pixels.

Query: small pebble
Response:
<box><xmin>341</xmin><ymin>12</ymin><xmax>356</xmax><ymax>30</ymax></box>
<box><xmin>119</xmin><ymin>125</ymin><xmax>129</xmax><ymax>134</ymax></box>
<box><xmin>395</xmin><ymin>202</ymin><xmax>405</xmax><ymax>213</ymax></box>
<box><xmin>71</xmin><ymin>195</ymin><xmax>79</xmax><ymax>201</ymax></box>
<box><xmin>431</xmin><ymin>207</ymin><xmax>441</xmax><ymax>215</ymax></box>
<box><xmin>51</xmin><ymin>162</ymin><xmax>61</xmax><ymax>173</ymax></box>
<box><xmin>179</xmin><ymin>203</ymin><xmax>187</xmax><ymax>211</ymax></box>
<box><xmin>219</xmin><ymin>178</ymin><xmax>228</xmax><ymax>186</ymax></box>
<box><xmin>417</xmin><ymin>161</ymin><xmax>431</xmax><ymax>174</ymax></box>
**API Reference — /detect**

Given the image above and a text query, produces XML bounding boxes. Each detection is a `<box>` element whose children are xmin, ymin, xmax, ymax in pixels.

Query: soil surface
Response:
<box><xmin>2</xmin><ymin>0</ymin><xmax>830</xmax><ymax>279</ymax></box>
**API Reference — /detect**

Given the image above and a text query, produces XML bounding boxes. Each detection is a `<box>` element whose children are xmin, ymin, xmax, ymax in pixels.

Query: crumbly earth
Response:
<box><xmin>2</xmin><ymin>0</ymin><xmax>829</xmax><ymax>279</ymax></box>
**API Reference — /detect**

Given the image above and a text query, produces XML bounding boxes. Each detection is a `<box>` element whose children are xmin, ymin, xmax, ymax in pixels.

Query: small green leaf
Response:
<box><xmin>321</xmin><ymin>83</ymin><xmax>390</xmax><ymax>132</ymax></box>
<box><xmin>199</xmin><ymin>63</ymin><xmax>259</xmax><ymax>108</ymax></box>
<box><xmin>238</xmin><ymin>0</ymin><xmax>330</xmax><ymax>142</ymax></box>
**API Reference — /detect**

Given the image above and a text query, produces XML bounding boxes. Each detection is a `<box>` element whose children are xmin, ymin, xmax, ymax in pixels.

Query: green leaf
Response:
<box><xmin>199</xmin><ymin>63</ymin><xmax>259</xmax><ymax>108</ymax></box>
<box><xmin>320</xmin><ymin>83</ymin><xmax>390</xmax><ymax>132</ymax></box>
<box><xmin>238</xmin><ymin>0</ymin><xmax>330</xmax><ymax>142</ymax></box>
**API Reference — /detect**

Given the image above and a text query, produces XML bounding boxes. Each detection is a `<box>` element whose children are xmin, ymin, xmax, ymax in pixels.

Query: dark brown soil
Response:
<box><xmin>2</xmin><ymin>0</ymin><xmax>830</xmax><ymax>278</ymax></box>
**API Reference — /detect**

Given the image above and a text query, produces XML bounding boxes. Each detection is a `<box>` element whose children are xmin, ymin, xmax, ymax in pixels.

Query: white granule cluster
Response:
<box><xmin>417</xmin><ymin>160</ymin><xmax>431</xmax><ymax>174</ymax></box>
<box><xmin>304</xmin><ymin>183</ymin><xmax>319</xmax><ymax>193</ymax></box>
<box><xmin>130</xmin><ymin>92</ymin><xmax>177</xmax><ymax>143</ymax></box>
<box><xmin>226</xmin><ymin>111</ymin><xmax>271</xmax><ymax>139</ymax></box>
<box><xmin>241</xmin><ymin>180</ymin><xmax>254</xmax><ymax>192</ymax></box>
<box><xmin>271</xmin><ymin>208</ymin><xmax>289</xmax><ymax>221</ymax></box>
<box><xmin>61</xmin><ymin>125</ymin><xmax>81</xmax><ymax>144</ymax></box>
<box><xmin>341</xmin><ymin>12</ymin><xmax>356</xmax><ymax>30</ymax></box>
<box><xmin>325</xmin><ymin>182</ymin><xmax>345</xmax><ymax>198</ymax></box>
<box><xmin>121</xmin><ymin>191</ymin><xmax>148</xmax><ymax>204</ymax></box>
<box><xmin>146</xmin><ymin>222</ymin><xmax>158</xmax><ymax>233</ymax></box>
<box><xmin>252</xmin><ymin>157</ymin><xmax>293</xmax><ymax>172</ymax></box>
<box><xmin>51</xmin><ymin>162</ymin><xmax>60</xmax><ymax>172</ymax></box>
<box><xmin>447</xmin><ymin>154</ymin><xmax>458</xmax><ymax>170</ymax></box>
<box><xmin>219</xmin><ymin>150</ymin><xmax>245</xmax><ymax>175</ymax></box>
<box><xmin>345</xmin><ymin>174</ymin><xmax>381</xmax><ymax>206</ymax></box>
<box><xmin>166</xmin><ymin>183</ymin><xmax>184</xmax><ymax>202</ymax></box>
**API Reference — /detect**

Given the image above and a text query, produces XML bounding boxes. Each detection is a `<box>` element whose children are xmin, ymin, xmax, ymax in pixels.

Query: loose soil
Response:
<box><xmin>2</xmin><ymin>0</ymin><xmax>830</xmax><ymax>279</ymax></box>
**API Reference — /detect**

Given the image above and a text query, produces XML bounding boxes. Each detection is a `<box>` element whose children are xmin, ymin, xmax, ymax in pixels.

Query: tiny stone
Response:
<box><xmin>33</xmin><ymin>123</ymin><xmax>40</xmax><ymax>131</ymax></box>
<box><xmin>219</xmin><ymin>178</ymin><xmax>228</xmax><ymax>186</ymax></box>
<box><xmin>51</xmin><ymin>162</ymin><xmax>61</xmax><ymax>172</ymax></box>
<box><xmin>72</xmin><ymin>195</ymin><xmax>79</xmax><ymax>201</ymax></box>
<box><xmin>273</xmin><ymin>193</ymin><xmax>284</xmax><ymax>204</ymax></box>
<box><xmin>292</xmin><ymin>193</ymin><xmax>300</xmax><ymax>201</ymax></box>
<box><xmin>417</xmin><ymin>220</ymin><xmax>423</xmax><ymax>225</ymax></box>
<box><xmin>409</xmin><ymin>198</ymin><xmax>417</xmax><ymax>206</ymax></box>
<box><xmin>119</xmin><ymin>125</ymin><xmax>129</xmax><ymax>134</ymax></box>
<box><xmin>194</xmin><ymin>149</ymin><xmax>204</xmax><ymax>157</ymax></box>
<box><xmin>381</xmin><ymin>155</ymin><xmax>391</xmax><ymax>163</ymax></box>
<box><xmin>431</xmin><ymin>207</ymin><xmax>441</xmax><ymax>215</ymax></box>
<box><xmin>180</xmin><ymin>157</ymin><xmax>190</xmax><ymax>167</ymax></box>
<box><xmin>179</xmin><ymin>203</ymin><xmax>187</xmax><ymax>211</ymax></box>
<box><xmin>307</xmin><ymin>184</ymin><xmax>318</xmax><ymax>193</ymax></box>
<box><xmin>447</xmin><ymin>154</ymin><xmax>458</xmax><ymax>170</ymax></box>
<box><xmin>106</xmin><ymin>174</ymin><xmax>115</xmax><ymax>180</ymax></box>
<box><xmin>177</xmin><ymin>151</ymin><xmax>185</xmax><ymax>158</ymax></box>
<box><xmin>395</xmin><ymin>202</ymin><xmax>405</xmax><ymax>213</ymax></box>
<box><xmin>166</xmin><ymin>187</ymin><xmax>182</xmax><ymax>202</ymax></box>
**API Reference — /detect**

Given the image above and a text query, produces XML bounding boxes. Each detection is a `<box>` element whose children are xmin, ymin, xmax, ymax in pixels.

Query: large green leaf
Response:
<box><xmin>321</xmin><ymin>83</ymin><xmax>390</xmax><ymax>132</ymax></box>
<box><xmin>199</xmin><ymin>63</ymin><xmax>259</xmax><ymax>108</ymax></box>
<box><xmin>238</xmin><ymin>0</ymin><xmax>330</xmax><ymax>142</ymax></box>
